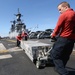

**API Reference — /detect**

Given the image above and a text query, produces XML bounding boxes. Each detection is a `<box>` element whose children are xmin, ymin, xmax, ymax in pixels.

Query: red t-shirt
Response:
<box><xmin>16</xmin><ymin>35</ymin><xmax>22</xmax><ymax>41</ymax></box>
<box><xmin>52</xmin><ymin>8</ymin><xmax>75</xmax><ymax>40</ymax></box>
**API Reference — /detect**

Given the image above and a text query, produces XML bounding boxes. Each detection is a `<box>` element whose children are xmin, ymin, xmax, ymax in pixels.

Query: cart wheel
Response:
<box><xmin>36</xmin><ymin>61</ymin><xmax>41</xmax><ymax>69</ymax></box>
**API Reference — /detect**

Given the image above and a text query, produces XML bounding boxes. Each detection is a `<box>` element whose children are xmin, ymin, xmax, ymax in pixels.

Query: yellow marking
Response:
<box><xmin>6</xmin><ymin>40</ymin><xmax>16</xmax><ymax>42</ymax></box>
<box><xmin>8</xmin><ymin>47</ymin><xmax>22</xmax><ymax>52</ymax></box>
<box><xmin>0</xmin><ymin>50</ymin><xmax>9</xmax><ymax>53</ymax></box>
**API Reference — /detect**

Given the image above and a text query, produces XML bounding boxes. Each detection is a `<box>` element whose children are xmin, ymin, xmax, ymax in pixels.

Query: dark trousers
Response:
<box><xmin>25</xmin><ymin>36</ymin><xmax>27</xmax><ymax>41</ymax></box>
<box><xmin>50</xmin><ymin>37</ymin><xmax>74</xmax><ymax>75</ymax></box>
<box><xmin>17</xmin><ymin>40</ymin><xmax>20</xmax><ymax>47</ymax></box>
<box><xmin>22</xmin><ymin>36</ymin><xmax>28</xmax><ymax>41</ymax></box>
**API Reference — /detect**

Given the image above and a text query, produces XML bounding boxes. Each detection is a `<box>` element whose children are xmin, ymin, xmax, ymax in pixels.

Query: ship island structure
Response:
<box><xmin>9</xmin><ymin>9</ymin><xmax>28</xmax><ymax>39</ymax></box>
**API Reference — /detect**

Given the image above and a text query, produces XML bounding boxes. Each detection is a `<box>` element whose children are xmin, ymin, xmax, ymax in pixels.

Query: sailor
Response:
<box><xmin>50</xmin><ymin>1</ymin><xmax>75</xmax><ymax>75</ymax></box>
<box><xmin>16</xmin><ymin>33</ymin><xmax>22</xmax><ymax>47</ymax></box>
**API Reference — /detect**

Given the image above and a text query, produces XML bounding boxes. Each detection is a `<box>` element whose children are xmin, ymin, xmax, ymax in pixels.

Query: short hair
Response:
<box><xmin>58</xmin><ymin>1</ymin><xmax>70</xmax><ymax>8</ymax></box>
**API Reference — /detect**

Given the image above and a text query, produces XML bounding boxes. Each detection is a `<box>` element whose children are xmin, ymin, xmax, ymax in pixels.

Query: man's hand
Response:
<box><xmin>51</xmin><ymin>36</ymin><xmax>57</xmax><ymax>42</ymax></box>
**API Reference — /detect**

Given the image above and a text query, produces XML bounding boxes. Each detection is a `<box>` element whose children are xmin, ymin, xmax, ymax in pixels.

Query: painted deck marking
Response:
<box><xmin>0</xmin><ymin>54</ymin><xmax>12</xmax><ymax>59</ymax></box>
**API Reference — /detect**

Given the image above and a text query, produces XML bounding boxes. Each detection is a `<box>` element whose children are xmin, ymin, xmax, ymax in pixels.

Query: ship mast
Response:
<box><xmin>15</xmin><ymin>8</ymin><xmax>23</xmax><ymax>21</ymax></box>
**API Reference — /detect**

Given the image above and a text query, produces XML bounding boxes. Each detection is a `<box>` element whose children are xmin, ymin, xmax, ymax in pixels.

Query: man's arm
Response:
<box><xmin>51</xmin><ymin>14</ymin><xmax>65</xmax><ymax>38</ymax></box>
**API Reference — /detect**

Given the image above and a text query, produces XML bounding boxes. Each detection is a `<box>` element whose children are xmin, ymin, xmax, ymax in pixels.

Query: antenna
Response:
<box><xmin>18</xmin><ymin>8</ymin><xmax>20</xmax><ymax>14</ymax></box>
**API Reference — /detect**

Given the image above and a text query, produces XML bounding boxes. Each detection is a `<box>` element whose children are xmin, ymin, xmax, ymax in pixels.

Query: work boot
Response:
<box><xmin>54</xmin><ymin>68</ymin><xmax>69</xmax><ymax>75</ymax></box>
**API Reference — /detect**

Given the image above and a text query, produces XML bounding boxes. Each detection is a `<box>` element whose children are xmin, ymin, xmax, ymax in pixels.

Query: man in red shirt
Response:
<box><xmin>50</xmin><ymin>1</ymin><xmax>75</xmax><ymax>75</ymax></box>
<box><xmin>16</xmin><ymin>33</ymin><xmax>22</xmax><ymax>47</ymax></box>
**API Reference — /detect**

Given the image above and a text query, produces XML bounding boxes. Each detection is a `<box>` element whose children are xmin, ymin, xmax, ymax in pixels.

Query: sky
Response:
<box><xmin>0</xmin><ymin>0</ymin><xmax>75</xmax><ymax>37</ymax></box>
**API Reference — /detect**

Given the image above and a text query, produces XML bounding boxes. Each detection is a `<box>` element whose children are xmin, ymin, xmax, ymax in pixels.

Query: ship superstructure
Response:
<box><xmin>9</xmin><ymin>9</ymin><xmax>27</xmax><ymax>39</ymax></box>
